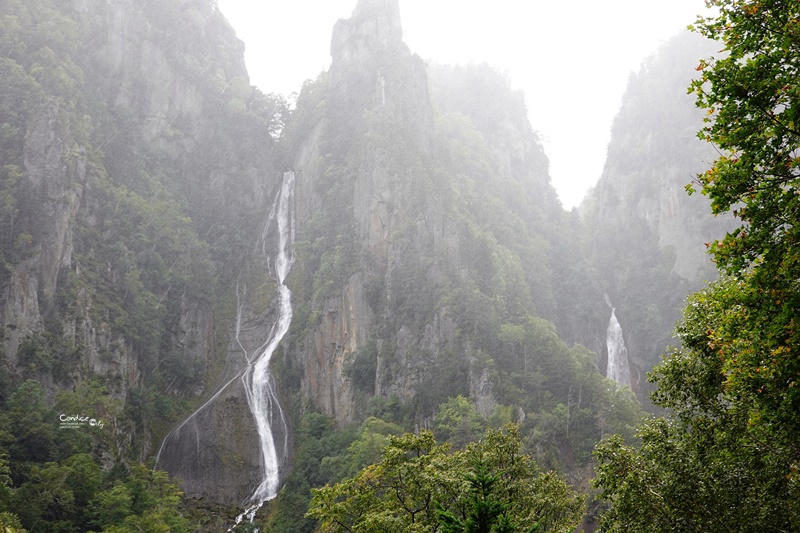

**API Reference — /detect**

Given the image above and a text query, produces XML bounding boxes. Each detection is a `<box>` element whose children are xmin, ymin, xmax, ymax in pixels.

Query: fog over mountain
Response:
<box><xmin>0</xmin><ymin>0</ymin><xmax>735</xmax><ymax>530</ymax></box>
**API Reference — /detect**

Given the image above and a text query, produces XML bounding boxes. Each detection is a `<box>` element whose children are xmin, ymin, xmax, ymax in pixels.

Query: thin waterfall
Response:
<box><xmin>233</xmin><ymin>170</ymin><xmax>295</xmax><ymax>526</ymax></box>
<box><xmin>155</xmin><ymin>172</ymin><xmax>295</xmax><ymax>529</ymax></box>
<box><xmin>604</xmin><ymin>295</ymin><xmax>631</xmax><ymax>387</ymax></box>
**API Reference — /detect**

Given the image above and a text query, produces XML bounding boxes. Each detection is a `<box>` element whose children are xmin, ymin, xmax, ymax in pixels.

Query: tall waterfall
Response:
<box><xmin>155</xmin><ymin>172</ymin><xmax>295</xmax><ymax>527</ymax></box>
<box><xmin>605</xmin><ymin>304</ymin><xmax>631</xmax><ymax>387</ymax></box>
<box><xmin>234</xmin><ymin>170</ymin><xmax>295</xmax><ymax>524</ymax></box>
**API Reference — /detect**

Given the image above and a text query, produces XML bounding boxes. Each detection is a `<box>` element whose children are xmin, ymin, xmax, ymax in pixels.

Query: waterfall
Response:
<box><xmin>155</xmin><ymin>172</ymin><xmax>296</xmax><ymax>529</ymax></box>
<box><xmin>233</xmin><ymin>170</ymin><xmax>295</xmax><ymax>526</ymax></box>
<box><xmin>606</xmin><ymin>307</ymin><xmax>631</xmax><ymax>387</ymax></box>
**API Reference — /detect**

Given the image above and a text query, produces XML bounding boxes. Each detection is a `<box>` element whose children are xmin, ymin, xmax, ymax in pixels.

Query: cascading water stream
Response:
<box><xmin>605</xmin><ymin>297</ymin><xmax>631</xmax><ymax>387</ymax></box>
<box><xmin>232</xmin><ymin>171</ymin><xmax>295</xmax><ymax>527</ymax></box>
<box><xmin>154</xmin><ymin>172</ymin><xmax>296</xmax><ymax>531</ymax></box>
<box><xmin>225</xmin><ymin>170</ymin><xmax>295</xmax><ymax>529</ymax></box>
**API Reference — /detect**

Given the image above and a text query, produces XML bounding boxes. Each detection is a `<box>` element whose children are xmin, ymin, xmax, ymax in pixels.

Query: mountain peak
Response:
<box><xmin>331</xmin><ymin>0</ymin><xmax>406</xmax><ymax>68</ymax></box>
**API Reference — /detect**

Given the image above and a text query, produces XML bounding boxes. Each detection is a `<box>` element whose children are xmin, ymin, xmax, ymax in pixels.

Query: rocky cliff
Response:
<box><xmin>284</xmin><ymin>0</ymin><xmax>588</xmax><ymax>427</ymax></box>
<box><xmin>0</xmin><ymin>0</ymin><xmax>282</xmax><ymax>477</ymax></box>
<box><xmin>582</xmin><ymin>31</ymin><xmax>737</xmax><ymax>391</ymax></box>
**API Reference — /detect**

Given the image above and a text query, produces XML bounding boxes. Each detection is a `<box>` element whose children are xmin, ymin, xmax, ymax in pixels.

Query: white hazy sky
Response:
<box><xmin>217</xmin><ymin>0</ymin><xmax>712</xmax><ymax>209</ymax></box>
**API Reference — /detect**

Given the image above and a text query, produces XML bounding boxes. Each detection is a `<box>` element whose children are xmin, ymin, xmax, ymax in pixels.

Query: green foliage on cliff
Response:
<box><xmin>581</xmin><ymin>31</ymin><xmax>731</xmax><ymax>393</ymax></box>
<box><xmin>594</xmin><ymin>279</ymin><xmax>800</xmax><ymax>532</ymax></box>
<box><xmin>279</xmin><ymin>36</ymin><xmax>646</xmax><ymax>514</ymax></box>
<box><xmin>0</xmin><ymin>0</ymin><xmax>82</xmax><ymax>281</ymax></box>
<box><xmin>0</xmin><ymin>379</ymin><xmax>195</xmax><ymax>533</ymax></box>
<box><xmin>489</xmin><ymin>316</ymin><xmax>643</xmax><ymax>469</ymax></box>
<box><xmin>269</xmin><ymin>385</ymin><xmax>633</xmax><ymax>532</ymax></box>
<box><xmin>0</xmin><ymin>0</ymin><xmax>711</xmax><ymax>529</ymax></box>
<box><xmin>299</xmin><ymin>57</ymin><xmax>595</xmax><ymax>409</ymax></box>
<box><xmin>0</xmin><ymin>0</ymin><xmax>289</xmax><ymax>441</ymax></box>
<box><xmin>0</xmin><ymin>0</ymin><xmax>289</xmax><ymax>526</ymax></box>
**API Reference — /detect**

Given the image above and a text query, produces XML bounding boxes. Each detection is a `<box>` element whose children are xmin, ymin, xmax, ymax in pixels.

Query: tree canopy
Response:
<box><xmin>688</xmin><ymin>0</ymin><xmax>800</xmax><ymax>471</ymax></box>
<box><xmin>306</xmin><ymin>425</ymin><xmax>583</xmax><ymax>533</ymax></box>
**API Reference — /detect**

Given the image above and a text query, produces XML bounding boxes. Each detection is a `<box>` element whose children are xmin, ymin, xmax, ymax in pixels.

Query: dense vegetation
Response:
<box><xmin>263</xmin><ymin>47</ymin><xmax>646</xmax><ymax>528</ymax></box>
<box><xmin>0</xmin><ymin>379</ymin><xmax>193</xmax><ymax>532</ymax></box>
<box><xmin>594</xmin><ymin>1</ymin><xmax>800</xmax><ymax>530</ymax></box>
<box><xmin>581</xmin><ymin>30</ymin><xmax>732</xmax><ymax>396</ymax></box>
<box><xmin>307</xmin><ymin>425</ymin><xmax>583</xmax><ymax>533</ymax></box>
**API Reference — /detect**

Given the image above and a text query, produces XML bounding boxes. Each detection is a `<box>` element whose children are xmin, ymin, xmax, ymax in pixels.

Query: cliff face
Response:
<box><xmin>289</xmin><ymin>0</ymin><xmax>436</xmax><ymax>423</ymax></box>
<box><xmin>587</xmin><ymin>32</ymin><xmax>725</xmax><ymax>282</ymax></box>
<box><xmin>3</xmin><ymin>101</ymin><xmax>83</xmax><ymax>367</ymax></box>
<box><xmin>582</xmin><ymin>31</ymin><xmax>737</xmax><ymax>390</ymax></box>
<box><xmin>284</xmin><ymin>0</ymin><xmax>594</xmax><ymax>428</ymax></box>
<box><xmin>0</xmin><ymin>0</ymin><xmax>280</xmax><ymax>474</ymax></box>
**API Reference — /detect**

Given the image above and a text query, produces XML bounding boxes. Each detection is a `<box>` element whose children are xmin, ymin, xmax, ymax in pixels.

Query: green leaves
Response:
<box><xmin>692</xmin><ymin>0</ymin><xmax>800</xmax><ymax>277</ymax></box>
<box><xmin>693</xmin><ymin>0</ymin><xmax>800</xmax><ymax>461</ymax></box>
<box><xmin>307</xmin><ymin>425</ymin><xmax>583</xmax><ymax>533</ymax></box>
<box><xmin>433</xmin><ymin>396</ymin><xmax>484</xmax><ymax>449</ymax></box>
<box><xmin>0</xmin><ymin>377</ymin><xmax>195</xmax><ymax>532</ymax></box>
<box><xmin>594</xmin><ymin>278</ymin><xmax>800</xmax><ymax>531</ymax></box>
<box><xmin>437</xmin><ymin>458</ymin><xmax>512</xmax><ymax>533</ymax></box>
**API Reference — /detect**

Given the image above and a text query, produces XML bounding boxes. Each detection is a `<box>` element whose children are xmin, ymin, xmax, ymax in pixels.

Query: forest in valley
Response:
<box><xmin>0</xmin><ymin>0</ymin><xmax>797</xmax><ymax>532</ymax></box>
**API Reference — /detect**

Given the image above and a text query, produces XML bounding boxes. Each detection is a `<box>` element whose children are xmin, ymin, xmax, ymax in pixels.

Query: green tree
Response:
<box><xmin>340</xmin><ymin>417</ymin><xmax>404</xmax><ymax>478</ymax></box>
<box><xmin>689</xmin><ymin>0</ymin><xmax>800</xmax><ymax>433</ymax></box>
<box><xmin>0</xmin><ymin>455</ymin><xmax>19</xmax><ymax>527</ymax></box>
<box><xmin>594</xmin><ymin>279</ymin><xmax>800</xmax><ymax>532</ymax></box>
<box><xmin>122</xmin><ymin>465</ymin><xmax>188</xmax><ymax>530</ymax></box>
<box><xmin>89</xmin><ymin>482</ymin><xmax>133</xmax><ymax>529</ymax></box>
<box><xmin>6</xmin><ymin>380</ymin><xmax>55</xmax><ymax>464</ymax></box>
<box><xmin>307</xmin><ymin>425</ymin><xmax>583</xmax><ymax>533</ymax></box>
<box><xmin>13</xmin><ymin>462</ymin><xmax>75</xmax><ymax>530</ymax></box>
<box><xmin>264</xmin><ymin>413</ymin><xmax>359</xmax><ymax>533</ymax></box>
<box><xmin>64</xmin><ymin>454</ymin><xmax>101</xmax><ymax>508</ymax></box>
<box><xmin>433</xmin><ymin>396</ymin><xmax>484</xmax><ymax>449</ymax></box>
<box><xmin>691</xmin><ymin>0</ymin><xmax>800</xmax><ymax>487</ymax></box>
<box><xmin>437</xmin><ymin>456</ymin><xmax>540</xmax><ymax>533</ymax></box>
<box><xmin>55</xmin><ymin>380</ymin><xmax>122</xmax><ymax>458</ymax></box>
<box><xmin>0</xmin><ymin>512</ymin><xmax>27</xmax><ymax>533</ymax></box>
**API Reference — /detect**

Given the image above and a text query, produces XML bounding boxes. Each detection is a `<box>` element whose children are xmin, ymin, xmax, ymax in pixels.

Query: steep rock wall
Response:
<box><xmin>582</xmin><ymin>32</ymin><xmax>737</xmax><ymax>390</ymax></box>
<box><xmin>286</xmin><ymin>0</ymin><xmax>573</xmax><ymax>426</ymax></box>
<box><xmin>3</xmin><ymin>101</ymin><xmax>84</xmax><ymax>366</ymax></box>
<box><xmin>287</xmin><ymin>0</ymin><xmax>476</xmax><ymax>424</ymax></box>
<box><xmin>0</xmin><ymin>0</ymin><xmax>280</xmax><ymax>474</ymax></box>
